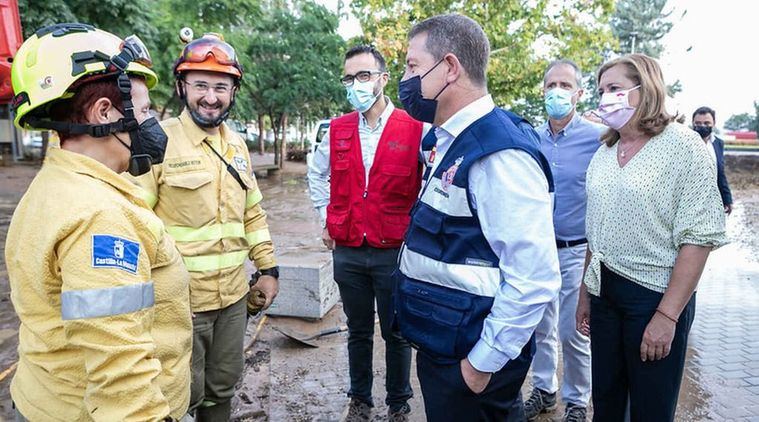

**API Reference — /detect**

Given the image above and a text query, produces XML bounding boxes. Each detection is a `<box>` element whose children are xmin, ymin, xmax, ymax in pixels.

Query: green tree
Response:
<box><xmin>18</xmin><ymin>0</ymin><xmax>157</xmax><ymax>41</ymax></box>
<box><xmin>724</xmin><ymin>112</ymin><xmax>754</xmax><ymax>131</ymax></box>
<box><xmin>149</xmin><ymin>0</ymin><xmax>263</xmax><ymax>120</ymax></box>
<box><xmin>610</xmin><ymin>0</ymin><xmax>672</xmax><ymax>57</ymax></box>
<box><xmin>244</xmin><ymin>0</ymin><xmax>345</xmax><ymax>166</ymax></box>
<box><xmin>350</xmin><ymin>0</ymin><xmax>616</xmax><ymax>122</ymax></box>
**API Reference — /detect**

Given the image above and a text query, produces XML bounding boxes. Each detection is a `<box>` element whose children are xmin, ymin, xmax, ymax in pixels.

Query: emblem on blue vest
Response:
<box><xmin>441</xmin><ymin>156</ymin><xmax>464</xmax><ymax>192</ymax></box>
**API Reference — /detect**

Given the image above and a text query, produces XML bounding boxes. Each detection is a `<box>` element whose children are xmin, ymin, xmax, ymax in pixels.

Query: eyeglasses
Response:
<box><xmin>340</xmin><ymin>70</ymin><xmax>384</xmax><ymax>87</ymax></box>
<box><xmin>184</xmin><ymin>81</ymin><xmax>232</xmax><ymax>95</ymax></box>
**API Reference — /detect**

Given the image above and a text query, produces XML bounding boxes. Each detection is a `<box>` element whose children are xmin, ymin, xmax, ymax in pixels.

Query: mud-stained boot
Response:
<box><xmin>340</xmin><ymin>398</ymin><xmax>372</xmax><ymax>422</ymax></box>
<box><xmin>195</xmin><ymin>400</ymin><xmax>231</xmax><ymax>422</ymax></box>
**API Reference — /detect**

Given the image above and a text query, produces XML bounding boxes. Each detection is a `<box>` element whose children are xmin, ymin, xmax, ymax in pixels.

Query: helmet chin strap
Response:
<box><xmin>114</xmin><ymin>132</ymin><xmax>131</xmax><ymax>151</ymax></box>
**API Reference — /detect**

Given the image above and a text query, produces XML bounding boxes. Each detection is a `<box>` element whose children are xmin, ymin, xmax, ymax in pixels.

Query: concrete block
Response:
<box><xmin>265</xmin><ymin>250</ymin><xmax>338</xmax><ymax>319</ymax></box>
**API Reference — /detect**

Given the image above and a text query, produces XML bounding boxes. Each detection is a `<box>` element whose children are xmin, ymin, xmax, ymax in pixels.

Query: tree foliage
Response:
<box><xmin>16</xmin><ymin>0</ymin><xmax>346</xmax><ymax>166</ymax></box>
<box><xmin>349</xmin><ymin>0</ymin><xmax>616</xmax><ymax>121</ymax></box>
<box><xmin>610</xmin><ymin>0</ymin><xmax>671</xmax><ymax>57</ymax></box>
<box><xmin>724</xmin><ymin>113</ymin><xmax>754</xmax><ymax>131</ymax></box>
<box><xmin>242</xmin><ymin>0</ymin><xmax>345</xmax><ymax>165</ymax></box>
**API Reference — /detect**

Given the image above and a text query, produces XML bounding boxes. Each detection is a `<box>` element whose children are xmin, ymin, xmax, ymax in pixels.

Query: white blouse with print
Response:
<box><xmin>583</xmin><ymin>122</ymin><xmax>728</xmax><ymax>296</ymax></box>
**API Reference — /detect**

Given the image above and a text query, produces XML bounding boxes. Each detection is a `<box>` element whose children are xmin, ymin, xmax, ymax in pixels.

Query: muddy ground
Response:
<box><xmin>0</xmin><ymin>154</ymin><xmax>757</xmax><ymax>421</ymax></box>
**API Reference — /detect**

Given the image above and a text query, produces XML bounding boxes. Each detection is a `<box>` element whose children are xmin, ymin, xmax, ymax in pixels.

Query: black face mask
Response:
<box><xmin>693</xmin><ymin>125</ymin><xmax>712</xmax><ymax>138</ymax></box>
<box><xmin>398</xmin><ymin>58</ymin><xmax>449</xmax><ymax>123</ymax></box>
<box><xmin>116</xmin><ymin>117</ymin><xmax>168</xmax><ymax>176</ymax></box>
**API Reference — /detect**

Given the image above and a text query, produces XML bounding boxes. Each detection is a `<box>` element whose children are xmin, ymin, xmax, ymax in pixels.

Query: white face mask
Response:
<box><xmin>593</xmin><ymin>85</ymin><xmax>640</xmax><ymax>130</ymax></box>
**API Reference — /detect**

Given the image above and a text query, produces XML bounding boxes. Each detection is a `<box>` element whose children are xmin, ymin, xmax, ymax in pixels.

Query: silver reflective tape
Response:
<box><xmin>400</xmin><ymin>248</ymin><xmax>500</xmax><ymax>297</ymax></box>
<box><xmin>420</xmin><ymin>177</ymin><xmax>473</xmax><ymax>217</ymax></box>
<box><xmin>61</xmin><ymin>281</ymin><xmax>155</xmax><ymax>320</ymax></box>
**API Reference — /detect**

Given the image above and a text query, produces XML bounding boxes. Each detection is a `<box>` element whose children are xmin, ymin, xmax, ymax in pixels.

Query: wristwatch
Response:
<box><xmin>258</xmin><ymin>266</ymin><xmax>280</xmax><ymax>279</ymax></box>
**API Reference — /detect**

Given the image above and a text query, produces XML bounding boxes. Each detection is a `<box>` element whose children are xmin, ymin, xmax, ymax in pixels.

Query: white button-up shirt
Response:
<box><xmin>427</xmin><ymin>95</ymin><xmax>561</xmax><ymax>372</ymax></box>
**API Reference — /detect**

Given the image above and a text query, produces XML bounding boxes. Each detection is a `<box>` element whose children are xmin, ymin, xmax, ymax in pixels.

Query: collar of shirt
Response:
<box><xmin>540</xmin><ymin>111</ymin><xmax>581</xmax><ymax>139</ymax></box>
<box><xmin>438</xmin><ymin>94</ymin><xmax>495</xmax><ymax>140</ymax></box>
<box><xmin>430</xmin><ymin>94</ymin><xmax>494</xmax><ymax>176</ymax></box>
<box><xmin>178</xmin><ymin>108</ymin><xmax>232</xmax><ymax>147</ymax></box>
<box><xmin>359</xmin><ymin>96</ymin><xmax>395</xmax><ymax>132</ymax></box>
<box><xmin>47</xmin><ymin>146</ymin><xmax>149</xmax><ymax>207</ymax></box>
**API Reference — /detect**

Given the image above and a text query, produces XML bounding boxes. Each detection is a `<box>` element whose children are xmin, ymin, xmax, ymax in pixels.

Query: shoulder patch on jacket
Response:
<box><xmin>92</xmin><ymin>235</ymin><xmax>140</xmax><ymax>274</ymax></box>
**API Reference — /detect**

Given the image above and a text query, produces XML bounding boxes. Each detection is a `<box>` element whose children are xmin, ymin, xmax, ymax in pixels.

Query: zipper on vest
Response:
<box><xmin>363</xmin><ymin>190</ymin><xmax>368</xmax><ymax>198</ymax></box>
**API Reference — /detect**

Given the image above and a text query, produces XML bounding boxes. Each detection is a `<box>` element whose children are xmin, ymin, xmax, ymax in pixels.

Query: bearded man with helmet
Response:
<box><xmin>130</xmin><ymin>30</ymin><xmax>278</xmax><ymax>421</ymax></box>
<box><xmin>6</xmin><ymin>23</ymin><xmax>192</xmax><ymax>421</ymax></box>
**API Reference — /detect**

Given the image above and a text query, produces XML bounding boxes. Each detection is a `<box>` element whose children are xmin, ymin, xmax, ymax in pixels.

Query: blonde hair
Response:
<box><xmin>597</xmin><ymin>54</ymin><xmax>673</xmax><ymax>146</ymax></box>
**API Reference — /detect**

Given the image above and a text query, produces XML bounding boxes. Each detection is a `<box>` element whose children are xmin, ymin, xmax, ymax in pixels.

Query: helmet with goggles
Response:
<box><xmin>11</xmin><ymin>23</ymin><xmax>157</xmax><ymax>130</ymax></box>
<box><xmin>11</xmin><ymin>23</ymin><xmax>165</xmax><ymax>176</ymax></box>
<box><xmin>173</xmin><ymin>32</ymin><xmax>242</xmax><ymax>80</ymax></box>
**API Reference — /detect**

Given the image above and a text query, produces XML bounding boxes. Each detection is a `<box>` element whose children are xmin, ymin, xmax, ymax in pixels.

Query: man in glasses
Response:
<box><xmin>307</xmin><ymin>45</ymin><xmax>427</xmax><ymax>421</ymax></box>
<box><xmin>132</xmin><ymin>32</ymin><xmax>278</xmax><ymax>421</ymax></box>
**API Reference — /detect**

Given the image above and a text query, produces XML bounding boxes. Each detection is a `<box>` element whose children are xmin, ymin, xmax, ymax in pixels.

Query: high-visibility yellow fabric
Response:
<box><xmin>132</xmin><ymin>109</ymin><xmax>276</xmax><ymax>312</ymax></box>
<box><xmin>5</xmin><ymin>147</ymin><xmax>192</xmax><ymax>421</ymax></box>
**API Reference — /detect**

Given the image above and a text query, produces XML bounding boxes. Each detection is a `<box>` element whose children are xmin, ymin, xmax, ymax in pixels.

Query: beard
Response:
<box><xmin>188</xmin><ymin>99</ymin><xmax>232</xmax><ymax>128</ymax></box>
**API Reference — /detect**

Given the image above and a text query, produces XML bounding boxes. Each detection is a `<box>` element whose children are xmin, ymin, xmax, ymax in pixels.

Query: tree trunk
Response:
<box><xmin>299</xmin><ymin>115</ymin><xmax>305</xmax><ymax>150</ymax></box>
<box><xmin>270</xmin><ymin>113</ymin><xmax>280</xmax><ymax>167</ymax></box>
<box><xmin>257</xmin><ymin>114</ymin><xmax>265</xmax><ymax>155</ymax></box>
<box><xmin>279</xmin><ymin>113</ymin><xmax>288</xmax><ymax>168</ymax></box>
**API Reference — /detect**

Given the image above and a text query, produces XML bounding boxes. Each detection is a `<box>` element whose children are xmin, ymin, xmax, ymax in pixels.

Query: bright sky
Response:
<box><xmin>660</xmin><ymin>0</ymin><xmax>759</xmax><ymax>127</ymax></box>
<box><xmin>317</xmin><ymin>0</ymin><xmax>759</xmax><ymax>128</ymax></box>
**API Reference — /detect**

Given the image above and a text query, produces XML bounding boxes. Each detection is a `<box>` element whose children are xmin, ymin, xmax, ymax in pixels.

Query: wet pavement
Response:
<box><xmin>0</xmin><ymin>158</ymin><xmax>758</xmax><ymax>421</ymax></box>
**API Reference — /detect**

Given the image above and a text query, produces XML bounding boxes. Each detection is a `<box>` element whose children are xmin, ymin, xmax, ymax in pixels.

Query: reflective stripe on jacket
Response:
<box><xmin>133</xmin><ymin>109</ymin><xmax>276</xmax><ymax>312</ymax></box>
<box><xmin>6</xmin><ymin>147</ymin><xmax>192</xmax><ymax>421</ymax></box>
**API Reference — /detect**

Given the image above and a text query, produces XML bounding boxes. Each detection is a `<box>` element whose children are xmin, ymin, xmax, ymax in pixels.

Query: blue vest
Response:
<box><xmin>395</xmin><ymin>107</ymin><xmax>552</xmax><ymax>362</ymax></box>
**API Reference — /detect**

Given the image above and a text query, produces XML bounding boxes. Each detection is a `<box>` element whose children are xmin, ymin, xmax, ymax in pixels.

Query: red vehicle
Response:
<box><xmin>0</xmin><ymin>0</ymin><xmax>22</xmax><ymax>104</ymax></box>
<box><xmin>1</xmin><ymin>0</ymin><xmax>22</xmax><ymax>159</ymax></box>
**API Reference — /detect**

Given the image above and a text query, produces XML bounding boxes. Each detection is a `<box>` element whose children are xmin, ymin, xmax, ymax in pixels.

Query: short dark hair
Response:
<box><xmin>344</xmin><ymin>45</ymin><xmax>387</xmax><ymax>72</ymax></box>
<box><xmin>544</xmin><ymin>59</ymin><xmax>583</xmax><ymax>88</ymax></box>
<box><xmin>692</xmin><ymin>106</ymin><xmax>716</xmax><ymax>122</ymax></box>
<box><xmin>408</xmin><ymin>14</ymin><xmax>490</xmax><ymax>86</ymax></box>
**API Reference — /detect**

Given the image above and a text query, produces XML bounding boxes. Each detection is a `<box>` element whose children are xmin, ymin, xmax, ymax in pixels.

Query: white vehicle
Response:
<box><xmin>306</xmin><ymin>119</ymin><xmax>330</xmax><ymax>166</ymax></box>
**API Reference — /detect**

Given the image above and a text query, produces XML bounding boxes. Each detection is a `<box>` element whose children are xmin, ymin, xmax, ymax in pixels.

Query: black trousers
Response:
<box><xmin>416</xmin><ymin>336</ymin><xmax>535</xmax><ymax>422</ymax></box>
<box><xmin>591</xmin><ymin>264</ymin><xmax>696</xmax><ymax>422</ymax></box>
<box><xmin>333</xmin><ymin>244</ymin><xmax>413</xmax><ymax>408</ymax></box>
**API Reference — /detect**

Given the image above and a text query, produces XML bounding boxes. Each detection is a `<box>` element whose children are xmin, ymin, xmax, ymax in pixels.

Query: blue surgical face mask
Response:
<box><xmin>544</xmin><ymin>87</ymin><xmax>576</xmax><ymax>119</ymax></box>
<box><xmin>398</xmin><ymin>58</ymin><xmax>449</xmax><ymax>123</ymax></box>
<box><xmin>347</xmin><ymin>79</ymin><xmax>380</xmax><ymax>113</ymax></box>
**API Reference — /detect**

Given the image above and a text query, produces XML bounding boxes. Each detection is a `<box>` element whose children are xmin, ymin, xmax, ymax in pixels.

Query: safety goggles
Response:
<box><xmin>120</xmin><ymin>35</ymin><xmax>153</xmax><ymax>68</ymax></box>
<box><xmin>181</xmin><ymin>36</ymin><xmax>238</xmax><ymax>65</ymax></box>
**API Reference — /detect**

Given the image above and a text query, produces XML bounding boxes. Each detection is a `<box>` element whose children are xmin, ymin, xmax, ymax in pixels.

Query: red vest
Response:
<box><xmin>326</xmin><ymin>109</ymin><xmax>423</xmax><ymax>248</ymax></box>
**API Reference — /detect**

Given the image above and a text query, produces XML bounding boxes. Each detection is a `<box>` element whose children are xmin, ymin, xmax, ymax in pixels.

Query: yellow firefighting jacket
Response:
<box><xmin>5</xmin><ymin>147</ymin><xmax>192</xmax><ymax>421</ymax></box>
<box><xmin>133</xmin><ymin>110</ymin><xmax>276</xmax><ymax>313</ymax></box>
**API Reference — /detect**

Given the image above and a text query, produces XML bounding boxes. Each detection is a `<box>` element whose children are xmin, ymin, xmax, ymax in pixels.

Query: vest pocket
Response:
<box><xmin>396</xmin><ymin>277</ymin><xmax>472</xmax><ymax>360</ymax></box>
<box><xmin>330</xmin><ymin>160</ymin><xmax>351</xmax><ymax>200</ymax></box>
<box><xmin>378</xmin><ymin>164</ymin><xmax>413</xmax><ymax>198</ymax></box>
<box><xmin>405</xmin><ymin>205</ymin><xmax>445</xmax><ymax>260</ymax></box>
<box><xmin>380</xmin><ymin>211</ymin><xmax>410</xmax><ymax>245</ymax></box>
<box><xmin>326</xmin><ymin>210</ymin><xmax>350</xmax><ymax>242</ymax></box>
